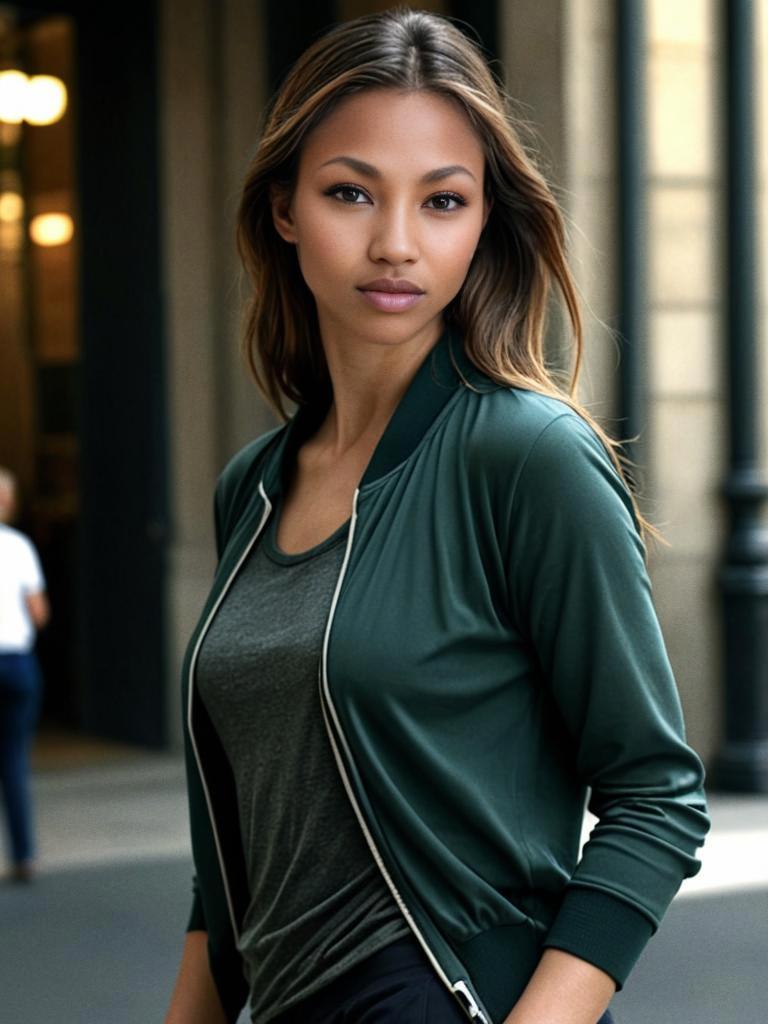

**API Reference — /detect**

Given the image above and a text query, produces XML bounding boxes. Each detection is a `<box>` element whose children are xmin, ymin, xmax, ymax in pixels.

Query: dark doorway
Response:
<box><xmin>3</xmin><ymin>1</ymin><xmax>167</xmax><ymax>747</ymax></box>
<box><xmin>75</xmin><ymin>2</ymin><xmax>167</xmax><ymax>746</ymax></box>
<box><xmin>0</xmin><ymin>9</ymin><xmax>82</xmax><ymax>732</ymax></box>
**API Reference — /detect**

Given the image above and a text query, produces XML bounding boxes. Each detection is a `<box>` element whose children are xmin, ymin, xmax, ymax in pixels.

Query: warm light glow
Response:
<box><xmin>24</xmin><ymin>75</ymin><xmax>68</xmax><ymax>125</ymax></box>
<box><xmin>0</xmin><ymin>71</ymin><xmax>68</xmax><ymax>125</ymax></box>
<box><xmin>0</xmin><ymin>70</ymin><xmax>28</xmax><ymax>124</ymax></box>
<box><xmin>0</xmin><ymin>191</ymin><xmax>24</xmax><ymax>223</ymax></box>
<box><xmin>29</xmin><ymin>212</ymin><xmax>74</xmax><ymax>246</ymax></box>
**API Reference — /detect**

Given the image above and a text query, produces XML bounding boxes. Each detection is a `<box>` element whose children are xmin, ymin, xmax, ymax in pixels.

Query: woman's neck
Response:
<box><xmin>315</xmin><ymin>320</ymin><xmax>443</xmax><ymax>459</ymax></box>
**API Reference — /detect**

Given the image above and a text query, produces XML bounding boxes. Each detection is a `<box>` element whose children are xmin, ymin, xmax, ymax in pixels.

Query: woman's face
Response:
<box><xmin>271</xmin><ymin>87</ymin><xmax>490</xmax><ymax>355</ymax></box>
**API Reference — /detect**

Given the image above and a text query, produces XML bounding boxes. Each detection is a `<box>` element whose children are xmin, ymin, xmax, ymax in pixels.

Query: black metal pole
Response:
<box><xmin>712</xmin><ymin>0</ymin><xmax>768</xmax><ymax>792</ymax></box>
<box><xmin>616</xmin><ymin>1</ymin><xmax>648</xmax><ymax>473</ymax></box>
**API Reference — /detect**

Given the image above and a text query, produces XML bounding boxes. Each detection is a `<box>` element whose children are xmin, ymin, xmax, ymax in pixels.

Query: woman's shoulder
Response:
<box><xmin>213</xmin><ymin>423</ymin><xmax>286</xmax><ymax>524</ymax></box>
<box><xmin>464</xmin><ymin>384</ymin><xmax>607</xmax><ymax>471</ymax></box>
<box><xmin>217</xmin><ymin>424</ymin><xmax>285</xmax><ymax>488</ymax></box>
<box><xmin>469</xmin><ymin>387</ymin><xmax>645</xmax><ymax>554</ymax></box>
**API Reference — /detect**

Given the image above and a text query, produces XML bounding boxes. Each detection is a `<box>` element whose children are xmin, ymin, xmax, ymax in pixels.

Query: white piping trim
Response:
<box><xmin>186</xmin><ymin>480</ymin><xmax>272</xmax><ymax>944</ymax></box>
<box><xmin>319</xmin><ymin>488</ymin><xmax>489</xmax><ymax>1024</ymax></box>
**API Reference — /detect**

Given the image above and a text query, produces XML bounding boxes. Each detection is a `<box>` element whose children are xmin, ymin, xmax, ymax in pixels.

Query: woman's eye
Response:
<box><xmin>425</xmin><ymin>192</ymin><xmax>466</xmax><ymax>212</ymax></box>
<box><xmin>327</xmin><ymin>185</ymin><xmax>369</xmax><ymax>204</ymax></box>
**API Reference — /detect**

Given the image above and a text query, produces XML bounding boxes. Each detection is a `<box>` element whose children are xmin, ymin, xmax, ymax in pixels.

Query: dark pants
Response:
<box><xmin>0</xmin><ymin>652</ymin><xmax>42</xmax><ymax>864</ymax></box>
<box><xmin>271</xmin><ymin>935</ymin><xmax>616</xmax><ymax>1023</ymax></box>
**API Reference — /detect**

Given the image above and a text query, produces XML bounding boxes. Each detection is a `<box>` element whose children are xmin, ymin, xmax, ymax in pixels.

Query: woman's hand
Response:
<box><xmin>502</xmin><ymin>948</ymin><xmax>616</xmax><ymax>1024</ymax></box>
<box><xmin>165</xmin><ymin>930</ymin><xmax>227</xmax><ymax>1024</ymax></box>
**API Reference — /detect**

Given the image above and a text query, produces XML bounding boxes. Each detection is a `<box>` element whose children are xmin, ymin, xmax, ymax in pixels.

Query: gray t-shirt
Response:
<box><xmin>196</xmin><ymin>503</ymin><xmax>409</xmax><ymax>1022</ymax></box>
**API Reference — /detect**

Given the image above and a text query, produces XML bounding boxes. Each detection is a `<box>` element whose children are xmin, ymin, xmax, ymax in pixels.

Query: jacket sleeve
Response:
<box><xmin>504</xmin><ymin>411</ymin><xmax>710</xmax><ymax>988</ymax></box>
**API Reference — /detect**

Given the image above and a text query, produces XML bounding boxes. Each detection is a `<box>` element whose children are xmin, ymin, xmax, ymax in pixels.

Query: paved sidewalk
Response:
<box><xmin>31</xmin><ymin>752</ymin><xmax>190</xmax><ymax>872</ymax></box>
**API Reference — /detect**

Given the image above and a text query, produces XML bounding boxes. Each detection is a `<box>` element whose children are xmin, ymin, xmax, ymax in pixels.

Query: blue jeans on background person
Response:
<box><xmin>0</xmin><ymin>651</ymin><xmax>42</xmax><ymax>866</ymax></box>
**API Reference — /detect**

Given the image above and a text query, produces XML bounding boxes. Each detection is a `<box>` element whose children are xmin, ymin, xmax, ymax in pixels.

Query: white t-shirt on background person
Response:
<box><xmin>0</xmin><ymin>524</ymin><xmax>46</xmax><ymax>654</ymax></box>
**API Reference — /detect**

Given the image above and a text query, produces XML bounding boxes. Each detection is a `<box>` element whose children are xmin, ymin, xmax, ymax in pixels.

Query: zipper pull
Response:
<box><xmin>451</xmin><ymin>980</ymin><xmax>489</xmax><ymax>1022</ymax></box>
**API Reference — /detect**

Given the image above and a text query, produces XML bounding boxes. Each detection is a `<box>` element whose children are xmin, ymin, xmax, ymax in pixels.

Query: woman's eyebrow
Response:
<box><xmin>318</xmin><ymin>155</ymin><xmax>477</xmax><ymax>183</ymax></box>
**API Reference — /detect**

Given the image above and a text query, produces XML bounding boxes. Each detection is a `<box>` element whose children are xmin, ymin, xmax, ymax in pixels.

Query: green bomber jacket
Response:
<box><xmin>181</xmin><ymin>323</ymin><xmax>710</xmax><ymax>1024</ymax></box>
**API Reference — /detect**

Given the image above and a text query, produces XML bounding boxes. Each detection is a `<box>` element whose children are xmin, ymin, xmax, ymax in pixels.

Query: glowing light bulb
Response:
<box><xmin>0</xmin><ymin>191</ymin><xmax>24</xmax><ymax>222</ymax></box>
<box><xmin>29</xmin><ymin>212</ymin><xmax>74</xmax><ymax>246</ymax></box>
<box><xmin>0</xmin><ymin>70</ymin><xmax>28</xmax><ymax>124</ymax></box>
<box><xmin>25</xmin><ymin>75</ymin><xmax>67</xmax><ymax>125</ymax></box>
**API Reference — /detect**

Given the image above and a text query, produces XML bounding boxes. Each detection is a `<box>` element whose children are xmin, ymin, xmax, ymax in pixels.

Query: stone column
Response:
<box><xmin>159</xmin><ymin>0</ymin><xmax>274</xmax><ymax>749</ymax></box>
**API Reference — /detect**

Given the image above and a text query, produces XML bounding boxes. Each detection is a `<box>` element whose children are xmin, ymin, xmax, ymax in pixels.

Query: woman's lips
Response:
<box><xmin>356</xmin><ymin>277</ymin><xmax>425</xmax><ymax>312</ymax></box>
<box><xmin>357</xmin><ymin>289</ymin><xmax>425</xmax><ymax>312</ymax></box>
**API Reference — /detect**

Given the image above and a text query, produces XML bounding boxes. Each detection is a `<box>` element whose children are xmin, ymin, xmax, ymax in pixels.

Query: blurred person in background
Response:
<box><xmin>0</xmin><ymin>467</ymin><xmax>49</xmax><ymax>883</ymax></box>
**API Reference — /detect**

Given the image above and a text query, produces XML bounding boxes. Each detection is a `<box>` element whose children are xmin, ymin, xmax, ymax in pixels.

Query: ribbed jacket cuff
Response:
<box><xmin>542</xmin><ymin>887</ymin><xmax>656</xmax><ymax>989</ymax></box>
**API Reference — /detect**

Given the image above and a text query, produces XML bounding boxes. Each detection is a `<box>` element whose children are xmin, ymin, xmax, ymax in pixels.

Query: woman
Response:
<box><xmin>166</xmin><ymin>9</ymin><xmax>710</xmax><ymax>1024</ymax></box>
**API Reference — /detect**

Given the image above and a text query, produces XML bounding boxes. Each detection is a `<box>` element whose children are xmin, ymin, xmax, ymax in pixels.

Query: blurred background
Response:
<box><xmin>0</xmin><ymin>0</ymin><xmax>767</xmax><ymax>1021</ymax></box>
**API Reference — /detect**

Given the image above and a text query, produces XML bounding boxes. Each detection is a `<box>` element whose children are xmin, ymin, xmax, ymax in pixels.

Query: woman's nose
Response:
<box><xmin>367</xmin><ymin>205</ymin><xmax>420</xmax><ymax>264</ymax></box>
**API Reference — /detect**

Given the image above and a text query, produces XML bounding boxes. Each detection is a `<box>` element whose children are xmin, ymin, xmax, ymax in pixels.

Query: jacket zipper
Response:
<box><xmin>319</xmin><ymin>487</ymin><xmax>490</xmax><ymax>1024</ymax></box>
<box><xmin>186</xmin><ymin>482</ymin><xmax>273</xmax><ymax>944</ymax></box>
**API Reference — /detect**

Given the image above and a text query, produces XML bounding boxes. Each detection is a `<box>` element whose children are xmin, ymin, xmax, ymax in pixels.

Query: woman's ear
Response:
<box><xmin>270</xmin><ymin>184</ymin><xmax>297</xmax><ymax>243</ymax></box>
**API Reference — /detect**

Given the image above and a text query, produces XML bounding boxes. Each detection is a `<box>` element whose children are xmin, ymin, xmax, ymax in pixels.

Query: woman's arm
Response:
<box><xmin>25</xmin><ymin>590</ymin><xmax>50</xmax><ymax>630</ymax></box>
<box><xmin>501</xmin><ymin>411</ymin><xmax>709</xmax><ymax>988</ymax></box>
<box><xmin>165</xmin><ymin>930</ymin><xmax>227</xmax><ymax>1024</ymax></box>
<box><xmin>502</xmin><ymin>949</ymin><xmax>616</xmax><ymax>1024</ymax></box>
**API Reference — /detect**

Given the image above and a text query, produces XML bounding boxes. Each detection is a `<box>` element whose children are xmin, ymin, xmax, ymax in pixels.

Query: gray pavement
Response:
<box><xmin>1</xmin><ymin>755</ymin><xmax>766</xmax><ymax>1023</ymax></box>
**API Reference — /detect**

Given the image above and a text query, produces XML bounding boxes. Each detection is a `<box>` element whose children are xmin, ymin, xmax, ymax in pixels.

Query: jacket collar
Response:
<box><xmin>260</xmin><ymin>321</ymin><xmax>491</xmax><ymax>495</ymax></box>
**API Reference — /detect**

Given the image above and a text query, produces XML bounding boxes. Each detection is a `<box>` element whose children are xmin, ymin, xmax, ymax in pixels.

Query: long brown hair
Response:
<box><xmin>236</xmin><ymin>6</ymin><xmax>657</xmax><ymax>543</ymax></box>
